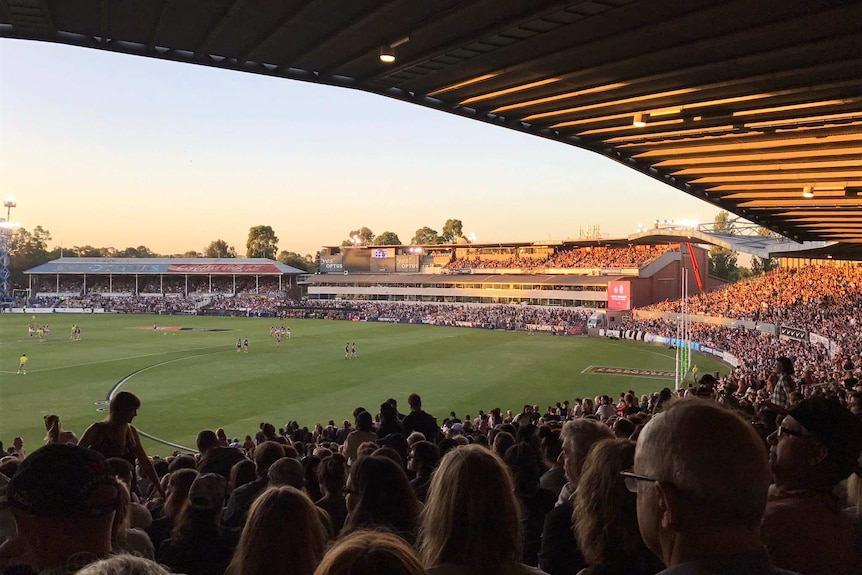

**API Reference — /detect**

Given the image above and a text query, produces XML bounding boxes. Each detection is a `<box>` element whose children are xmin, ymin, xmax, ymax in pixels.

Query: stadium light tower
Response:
<box><xmin>1</xmin><ymin>197</ymin><xmax>19</xmax><ymax>302</ymax></box>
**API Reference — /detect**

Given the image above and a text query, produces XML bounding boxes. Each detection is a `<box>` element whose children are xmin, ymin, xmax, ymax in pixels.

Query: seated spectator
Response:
<box><xmin>157</xmin><ymin>473</ymin><xmax>233</xmax><ymax>575</ymax></box>
<box><xmin>111</xmin><ymin>480</ymin><xmax>154</xmax><ymax>559</ymax></box>
<box><xmin>418</xmin><ymin>444</ymin><xmax>544</xmax><ymax>575</ymax></box>
<box><xmin>762</xmin><ymin>396</ymin><xmax>862</xmax><ymax>575</ymax></box>
<box><xmin>3</xmin><ymin>444</ymin><xmax>120</xmax><ymax>573</ymax></box>
<box><xmin>313</xmin><ymin>530</ymin><xmax>427</xmax><ymax>575</ymax></box>
<box><xmin>145</xmin><ymin>468</ymin><xmax>198</xmax><ymax>551</ymax></box>
<box><xmin>222</xmin><ymin>440</ymin><xmax>284</xmax><ymax>531</ymax></box>
<box><xmin>226</xmin><ymin>486</ymin><xmax>328</xmax><ymax>575</ymax></box>
<box><xmin>504</xmin><ymin>443</ymin><xmax>556</xmax><ymax>567</ymax></box>
<box><xmin>196</xmin><ymin>429</ymin><xmax>245</xmax><ymax>480</ymax></box>
<box><xmin>316</xmin><ymin>454</ymin><xmax>348</xmax><ymax>536</ymax></box>
<box><xmin>76</xmin><ymin>555</ymin><xmax>171</xmax><ymax>575</ymax></box>
<box><xmin>408</xmin><ymin>441</ymin><xmax>440</xmax><ymax>504</ymax></box>
<box><xmin>539</xmin><ymin>419</ymin><xmax>612</xmax><ymax>575</ymax></box>
<box><xmin>343</xmin><ymin>455</ymin><xmax>421</xmax><ymax>543</ymax></box>
<box><xmin>43</xmin><ymin>414</ymin><xmax>78</xmax><ymax>445</ymax></box>
<box><xmin>574</xmin><ymin>438</ymin><xmax>662</xmax><ymax>575</ymax></box>
<box><xmin>633</xmin><ymin>399</ymin><xmax>798</xmax><ymax>575</ymax></box>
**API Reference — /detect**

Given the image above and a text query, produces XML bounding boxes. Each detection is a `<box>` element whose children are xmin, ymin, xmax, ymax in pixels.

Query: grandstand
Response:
<box><xmin>307</xmin><ymin>240</ymin><xmax>712</xmax><ymax>312</ymax></box>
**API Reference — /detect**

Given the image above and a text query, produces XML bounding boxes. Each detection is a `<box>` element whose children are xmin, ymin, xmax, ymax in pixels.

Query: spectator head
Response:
<box><xmin>188</xmin><ymin>473</ymin><xmax>227</xmax><ymax>511</ymax></box>
<box><xmin>76</xmin><ymin>555</ymin><xmax>171</xmax><ymax>575</ymax></box>
<box><xmin>419</xmin><ymin>445</ymin><xmax>522</xmax><ymax>572</ymax></box>
<box><xmin>196</xmin><ymin>430</ymin><xmax>218</xmax><ymax>454</ymax></box>
<box><xmin>408</xmin><ymin>441</ymin><xmax>440</xmax><ymax>478</ymax></box>
<box><xmin>634</xmin><ymin>399</ymin><xmax>771</xmax><ymax>567</ymax></box>
<box><xmin>268</xmin><ymin>457</ymin><xmax>306</xmax><ymax>489</ymax></box>
<box><xmin>228</xmin><ymin>486</ymin><xmax>327</xmax><ymax>575</ymax></box>
<box><xmin>408</xmin><ymin>394</ymin><xmax>422</xmax><ymax>411</ymax></box>
<box><xmin>406</xmin><ymin>432</ymin><xmax>426</xmax><ymax>447</ymax></box>
<box><xmin>164</xmin><ymin>468</ymin><xmax>198</xmax><ymax>519</ymax></box>
<box><xmin>559</xmin><ymin>419</ymin><xmax>614</xmax><ymax>486</ymax></box>
<box><xmin>312</xmin><ymin>529</ymin><xmax>426</xmax><ymax>575</ymax></box>
<box><xmin>167</xmin><ymin>454</ymin><xmax>196</xmax><ymax>473</ymax></box>
<box><xmin>317</xmin><ymin>454</ymin><xmax>347</xmax><ymax>497</ymax></box>
<box><xmin>344</xmin><ymin>455</ymin><xmax>421</xmax><ymax>542</ymax></box>
<box><xmin>768</xmin><ymin>396</ymin><xmax>862</xmax><ymax>490</ymax></box>
<box><xmin>574</xmin><ymin>439</ymin><xmax>649</xmax><ymax>566</ymax></box>
<box><xmin>6</xmin><ymin>444</ymin><xmax>120</xmax><ymax>571</ymax></box>
<box><xmin>254</xmin><ymin>441</ymin><xmax>285</xmax><ymax>478</ymax></box>
<box><xmin>230</xmin><ymin>459</ymin><xmax>257</xmax><ymax>490</ymax></box>
<box><xmin>356</xmin><ymin>411</ymin><xmax>374</xmax><ymax>433</ymax></box>
<box><xmin>612</xmin><ymin>417</ymin><xmax>635</xmax><ymax>439</ymax></box>
<box><xmin>775</xmin><ymin>356</ymin><xmax>794</xmax><ymax>376</ymax></box>
<box><xmin>491</xmin><ymin>431</ymin><xmax>515</xmax><ymax>459</ymax></box>
<box><xmin>378</xmin><ymin>433</ymin><xmax>409</xmax><ymax>466</ymax></box>
<box><xmin>109</xmin><ymin>391</ymin><xmax>141</xmax><ymax>424</ymax></box>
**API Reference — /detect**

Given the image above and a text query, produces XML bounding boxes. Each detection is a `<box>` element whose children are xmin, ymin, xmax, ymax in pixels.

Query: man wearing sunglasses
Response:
<box><xmin>631</xmin><ymin>399</ymin><xmax>800</xmax><ymax>574</ymax></box>
<box><xmin>762</xmin><ymin>396</ymin><xmax>862</xmax><ymax>575</ymax></box>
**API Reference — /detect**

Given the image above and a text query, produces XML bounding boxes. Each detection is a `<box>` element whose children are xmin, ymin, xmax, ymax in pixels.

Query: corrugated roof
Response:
<box><xmin>25</xmin><ymin>257</ymin><xmax>306</xmax><ymax>275</ymax></box>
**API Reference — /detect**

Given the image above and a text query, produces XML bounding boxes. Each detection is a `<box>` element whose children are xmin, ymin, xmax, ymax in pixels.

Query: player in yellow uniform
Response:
<box><xmin>17</xmin><ymin>354</ymin><xmax>28</xmax><ymax>375</ymax></box>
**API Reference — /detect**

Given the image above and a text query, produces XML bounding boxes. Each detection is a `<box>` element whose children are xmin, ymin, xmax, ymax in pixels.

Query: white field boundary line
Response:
<box><xmin>106</xmin><ymin>349</ymin><xmax>228</xmax><ymax>453</ymax></box>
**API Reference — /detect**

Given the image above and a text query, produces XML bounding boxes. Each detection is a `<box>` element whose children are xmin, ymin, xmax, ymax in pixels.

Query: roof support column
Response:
<box><xmin>160</xmin><ymin>274</ymin><xmax>163</xmax><ymax>295</ymax></box>
<box><xmin>185</xmin><ymin>275</ymin><xmax>188</xmax><ymax>297</ymax></box>
<box><xmin>55</xmin><ymin>273</ymin><xmax>58</xmax><ymax>294</ymax></box>
<box><xmin>109</xmin><ymin>274</ymin><xmax>112</xmax><ymax>294</ymax></box>
<box><xmin>256</xmin><ymin>275</ymin><xmax>259</xmax><ymax>294</ymax></box>
<box><xmin>233</xmin><ymin>274</ymin><xmax>236</xmax><ymax>295</ymax></box>
<box><xmin>209</xmin><ymin>274</ymin><xmax>212</xmax><ymax>294</ymax></box>
<box><xmin>135</xmin><ymin>274</ymin><xmax>138</xmax><ymax>296</ymax></box>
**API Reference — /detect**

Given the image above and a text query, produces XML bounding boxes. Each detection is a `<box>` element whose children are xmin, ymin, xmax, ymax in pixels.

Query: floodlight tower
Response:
<box><xmin>0</xmin><ymin>197</ymin><xmax>18</xmax><ymax>302</ymax></box>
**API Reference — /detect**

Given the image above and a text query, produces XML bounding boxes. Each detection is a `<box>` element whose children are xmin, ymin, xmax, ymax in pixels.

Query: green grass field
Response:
<box><xmin>0</xmin><ymin>314</ymin><xmax>726</xmax><ymax>456</ymax></box>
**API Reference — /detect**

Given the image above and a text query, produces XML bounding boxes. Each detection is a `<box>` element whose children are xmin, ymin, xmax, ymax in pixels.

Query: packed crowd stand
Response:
<box><xmin>445</xmin><ymin>245</ymin><xmax>675</xmax><ymax>272</ymax></box>
<box><xmin>1</xmin><ymin>365</ymin><xmax>861</xmax><ymax>574</ymax></box>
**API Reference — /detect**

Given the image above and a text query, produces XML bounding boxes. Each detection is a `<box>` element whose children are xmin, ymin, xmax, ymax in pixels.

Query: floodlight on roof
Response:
<box><xmin>379</xmin><ymin>36</ymin><xmax>409</xmax><ymax>64</ymax></box>
<box><xmin>802</xmin><ymin>186</ymin><xmax>815</xmax><ymax>199</ymax></box>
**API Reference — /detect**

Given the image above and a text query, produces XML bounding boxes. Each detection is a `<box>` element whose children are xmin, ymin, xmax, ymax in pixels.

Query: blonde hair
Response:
<box><xmin>44</xmin><ymin>414</ymin><xmax>60</xmax><ymax>444</ymax></box>
<box><xmin>313</xmin><ymin>530</ymin><xmax>427</xmax><ymax>575</ymax></box>
<box><xmin>574</xmin><ymin>439</ymin><xmax>643</xmax><ymax>564</ymax></box>
<box><xmin>418</xmin><ymin>445</ymin><xmax>522</xmax><ymax>574</ymax></box>
<box><xmin>226</xmin><ymin>486</ymin><xmax>327</xmax><ymax>575</ymax></box>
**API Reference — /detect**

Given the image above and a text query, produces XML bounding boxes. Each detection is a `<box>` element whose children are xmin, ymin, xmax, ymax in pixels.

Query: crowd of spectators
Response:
<box><xmin>445</xmin><ymin>245</ymin><xmax>676</xmax><ymax>272</ymax></box>
<box><xmin>1</xmin><ymin>370</ymin><xmax>860</xmax><ymax>574</ymax></box>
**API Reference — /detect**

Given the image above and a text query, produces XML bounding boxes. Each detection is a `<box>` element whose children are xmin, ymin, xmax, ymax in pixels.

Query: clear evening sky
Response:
<box><xmin>1</xmin><ymin>39</ymin><xmax>728</xmax><ymax>258</ymax></box>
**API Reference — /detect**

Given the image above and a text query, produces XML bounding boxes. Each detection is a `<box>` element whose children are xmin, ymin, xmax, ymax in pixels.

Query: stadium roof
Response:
<box><xmin>306</xmin><ymin>273</ymin><xmax>620</xmax><ymax>286</ymax></box>
<box><xmin>25</xmin><ymin>257</ymin><xmax>306</xmax><ymax>275</ymax></box>
<box><xmin>2</xmin><ymin>1</ymin><xmax>861</xmax><ymax>242</ymax></box>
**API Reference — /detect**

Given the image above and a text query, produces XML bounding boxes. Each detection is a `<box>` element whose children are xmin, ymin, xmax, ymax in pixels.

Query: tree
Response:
<box><xmin>180</xmin><ymin>250</ymin><xmax>201</xmax><ymax>258</ymax></box>
<box><xmin>203</xmin><ymin>239</ymin><xmax>237</xmax><ymax>258</ymax></box>
<box><xmin>246</xmin><ymin>226</ymin><xmax>279</xmax><ymax>259</ymax></box>
<box><xmin>72</xmin><ymin>245</ymin><xmax>105</xmax><ymax>258</ymax></box>
<box><xmin>346</xmin><ymin>227</ymin><xmax>375</xmax><ymax>246</ymax></box>
<box><xmin>441</xmin><ymin>219</ymin><xmax>464</xmax><ymax>243</ymax></box>
<box><xmin>750</xmin><ymin>227</ymin><xmax>779</xmax><ymax>275</ymax></box>
<box><xmin>8</xmin><ymin>226</ymin><xmax>54</xmax><ymax>288</ymax></box>
<box><xmin>411</xmin><ymin>226</ymin><xmax>441</xmax><ymax>245</ymax></box>
<box><xmin>277</xmin><ymin>250</ymin><xmax>310</xmax><ymax>272</ymax></box>
<box><xmin>708</xmin><ymin>211</ymin><xmax>738</xmax><ymax>281</ymax></box>
<box><xmin>373</xmin><ymin>231</ymin><xmax>402</xmax><ymax>245</ymax></box>
<box><xmin>115</xmin><ymin>246</ymin><xmax>158</xmax><ymax>258</ymax></box>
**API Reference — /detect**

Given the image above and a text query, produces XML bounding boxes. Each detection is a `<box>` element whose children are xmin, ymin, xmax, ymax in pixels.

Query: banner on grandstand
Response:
<box><xmin>167</xmin><ymin>263</ymin><xmax>282</xmax><ymax>274</ymax></box>
<box><xmin>395</xmin><ymin>255</ymin><xmax>420</xmax><ymax>273</ymax></box>
<box><xmin>779</xmin><ymin>325</ymin><xmax>809</xmax><ymax>343</ymax></box>
<box><xmin>607</xmin><ymin>281</ymin><xmax>631</xmax><ymax>311</ymax></box>
<box><xmin>318</xmin><ymin>255</ymin><xmax>343</xmax><ymax>273</ymax></box>
<box><xmin>808</xmin><ymin>332</ymin><xmax>839</xmax><ymax>357</ymax></box>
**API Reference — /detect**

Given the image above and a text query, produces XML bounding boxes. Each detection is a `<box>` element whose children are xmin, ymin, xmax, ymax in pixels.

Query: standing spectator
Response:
<box><xmin>402</xmin><ymin>394</ymin><xmax>439</xmax><ymax>444</ymax></box>
<box><xmin>196</xmin><ymin>429</ymin><xmax>245</xmax><ymax>481</ymax></box>
<box><xmin>78</xmin><ymin>391</ymin><xmax>166</xmax><ymax>499</ymax></box>
<box><xmin>504</xmin><ymin>443</ymin><xmax>556</xmax><ymax>567</ymax></box>
<box><xmin>343</xmin><ymin>411</ymin><xmax>377</xmax><ymax>466</ymax></box>
<box><xmin>765</xmin><ymin>356</ymin><xmax>795</xmax><ymax>412</ymax></box>
<box><xmin>316</xmin><ymin>454</ymin><xmax>348</xmax><ymax>536</ymax></box>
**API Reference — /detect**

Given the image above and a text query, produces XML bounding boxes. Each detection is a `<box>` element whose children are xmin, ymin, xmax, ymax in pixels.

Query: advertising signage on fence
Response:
<box><xmin>779</xmin><ymin>325</ymin><xmax>809</xmax><ymax>342</ymax></box>
<box><xmin>318</xmin><ymin>255</ymin><xmax>344</xmax><ymax>273</ymax></box>
<box><xmin>607</xmin><ymin>280</ymin><xmax>631</xmax><ymax>311</ymax></box>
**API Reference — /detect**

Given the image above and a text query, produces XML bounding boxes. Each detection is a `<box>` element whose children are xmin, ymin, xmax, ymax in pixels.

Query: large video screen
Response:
<box><xmin>607</xmin><ymin>280</ymin><xmax>631</xmax><ymax>310</ymax></box>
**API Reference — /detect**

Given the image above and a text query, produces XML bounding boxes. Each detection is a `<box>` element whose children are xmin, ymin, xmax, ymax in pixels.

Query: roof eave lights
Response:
<box><xmin>633</xmin><ymin>112</ymin><xmax>647</xmax><ymax>128</ymax></box>
<box><xmin>379</xmin><ymin>36</ymin><xmax>410</xmax><ymax>64</ymax></box>
<box><xmin>802</xmin><ymin>186</ymin><xmax>815</xmax><ymax>199</ymax></box>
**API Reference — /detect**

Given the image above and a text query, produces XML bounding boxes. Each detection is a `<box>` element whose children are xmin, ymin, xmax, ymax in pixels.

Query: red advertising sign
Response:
<box><xmin>166</xmin><ymin>264</ymin><xmax>282</xmax><ymax>274</ymax></box>
<box><xmin>607</xmin><ymin>280</ymin><xmax>631</xmax><ymax>310</ymax></box>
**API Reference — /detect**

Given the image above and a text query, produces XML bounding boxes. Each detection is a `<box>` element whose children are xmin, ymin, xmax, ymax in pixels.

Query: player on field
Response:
<box><xmin>351</xmin><ymin>343</ymin><xmax>356</xmax><ymax>358</ymax></box>
<box><xmin>17</xmin><ymin>354</ymin><xmax>28</xmax><ymax>375</ymax></box>
<box><xmin>236</xmin><ymin>338</ymin><xmax>243</xmax><ymax>353</ymax></box>
<box><xmin>345</xmin><ymin>342</ymin><xmax>350</xmax><ymax>359</ymax></box>
<box><xmin>243</xmin><ymin>338</ymin><xmax>249</xmax><ymax>353</ymax></box>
